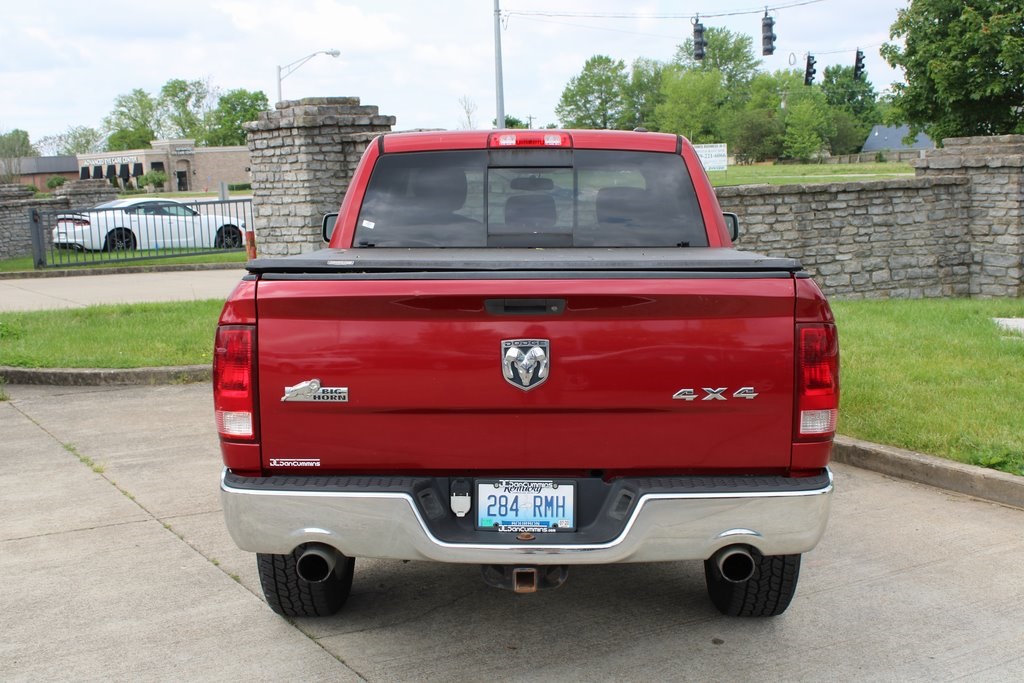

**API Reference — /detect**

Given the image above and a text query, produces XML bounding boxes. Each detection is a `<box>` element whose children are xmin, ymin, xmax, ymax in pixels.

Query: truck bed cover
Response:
<box><xmin>246</xmin><ymin>247</ymin><xmax>803</xmax><ymax>276</ymax></box>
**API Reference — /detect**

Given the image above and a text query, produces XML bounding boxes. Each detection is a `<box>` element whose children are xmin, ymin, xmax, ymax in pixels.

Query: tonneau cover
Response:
<box><xmin>246</xmin><ymin>248</ymin><xmax>803</xmax><ymax>275</ymax></box>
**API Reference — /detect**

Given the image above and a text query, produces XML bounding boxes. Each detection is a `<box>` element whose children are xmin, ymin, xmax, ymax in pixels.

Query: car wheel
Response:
<box><xmin>257</xmin><ymin>545</ymin><xmax>355</xmax><ymax>617</ymax></box>
<box><xmin>214</xmin><ymin>225</ymin><xmax>243</xmax><ymax>249</ymax></box>
<box><xmin>104</xmin><ymin>229</ymin><xmax>136</xmax><ymax>252</ymax></box>
<box><xmin>703</xmin><ymin>549</ymin><xmax>801</xmax><ymax>617</ymax></box>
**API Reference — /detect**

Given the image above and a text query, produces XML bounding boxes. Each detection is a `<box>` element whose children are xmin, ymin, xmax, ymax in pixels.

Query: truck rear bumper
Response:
<box><xmin>221</xmin><ymin>469</ymin><xmax>832</xmax><ymax>564</ymax></box>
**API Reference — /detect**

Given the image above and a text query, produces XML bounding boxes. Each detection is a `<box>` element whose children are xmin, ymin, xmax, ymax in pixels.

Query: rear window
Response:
<box><xmin>354</xmin><ymin>149</ymin><xmax>707</xmax><ymax>248</ymax></box>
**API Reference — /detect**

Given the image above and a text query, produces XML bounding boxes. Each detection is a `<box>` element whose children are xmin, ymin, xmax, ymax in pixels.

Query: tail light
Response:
<box><xmin>488</xmin><ymin>132</ymin><xmax>572</xmax><ymax>148</ymax></box>
<box><xmin>796</xmin><ymin>323</ymin><xmax>839</xmax><ymax>439</ymax></box>
<box><xmin>214</xmin><ymin>325</ymin><xmax>256</xmax><ymax>440</ymax></box>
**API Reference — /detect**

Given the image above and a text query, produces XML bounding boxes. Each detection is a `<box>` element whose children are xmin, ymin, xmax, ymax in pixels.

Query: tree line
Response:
<box><xmin>1</xmin><ymin>79</ymin><xmax>269</xmax><ymax>161</ymax></box>
<box><xmin>553</xmin><ymin>0</ymin><xmax>1024</xmax><ymax>159</ymax></box>
<box><xmin>554</xmin><ymin>28</ymin><xmax>882</xmax><ymax>163</ymax></box>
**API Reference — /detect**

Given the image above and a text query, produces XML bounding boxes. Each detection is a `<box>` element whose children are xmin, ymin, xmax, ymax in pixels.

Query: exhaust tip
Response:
<box><xmin>715</xmin><ymin>547</ymin><xmax>756</xmax><ymax>583</ymax></box>
<box><xmin>296</xmin><ymin>544</ymin><xmax>338</xmax><ymax>583</ymax></box>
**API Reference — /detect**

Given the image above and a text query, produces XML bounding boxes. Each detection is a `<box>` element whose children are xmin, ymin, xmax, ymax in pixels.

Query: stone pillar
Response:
<box><xmin>915</xmin><ymin>136</ymin><xmax>1024</xmax><ymax>297</ymax></box>
<box><xmin>244</xmin><ymin>97</ymin><xmax>395</xmax><ymax>257</ymax></box>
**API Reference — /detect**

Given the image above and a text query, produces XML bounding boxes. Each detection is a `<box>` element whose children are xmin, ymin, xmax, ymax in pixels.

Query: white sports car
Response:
<box><xmin>53</xmin><ymin>198</ymin><xmax>247</xmax><ymax>252</ymax></box>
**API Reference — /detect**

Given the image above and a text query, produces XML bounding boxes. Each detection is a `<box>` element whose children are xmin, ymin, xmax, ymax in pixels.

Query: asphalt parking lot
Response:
<box><xmin>2</xmin><ymin>382</ymin><xmax>1023</xmax><ymax>682</ymax></box>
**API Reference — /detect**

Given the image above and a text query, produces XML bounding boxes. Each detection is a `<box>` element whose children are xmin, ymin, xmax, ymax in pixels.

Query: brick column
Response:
<box><xmin>244</xmin><ymin>97</ymin><xmax>395</xmax><ymax>256</ymax></box>
<box><xmin>915</xmin><ymin>136</ymin><xmax>1024</xmax><ymax>297</ymax></box>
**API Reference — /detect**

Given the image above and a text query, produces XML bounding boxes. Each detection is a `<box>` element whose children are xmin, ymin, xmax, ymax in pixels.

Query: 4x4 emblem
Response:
<box><xmin>502</xmin><ymin>339</ymin><xmax>550</xmax><ymax>391</ymax></box>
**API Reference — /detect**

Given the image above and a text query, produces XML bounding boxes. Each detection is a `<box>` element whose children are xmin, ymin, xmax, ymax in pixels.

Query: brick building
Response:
<box><xmin>76</xmin><ymin>139</ymin><xmax>251</xmax><ymax>193</ymax></box>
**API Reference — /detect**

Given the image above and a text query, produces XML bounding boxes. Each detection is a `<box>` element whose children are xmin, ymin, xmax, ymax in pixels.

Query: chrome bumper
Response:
<box><xmin>221</xmin><ymin>469</ymin><xmax>833</xmax><ymax>564</ymax></box>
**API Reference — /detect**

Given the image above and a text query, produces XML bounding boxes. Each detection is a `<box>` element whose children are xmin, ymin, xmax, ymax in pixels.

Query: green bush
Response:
<box><xmin>46</xmin><ymin>175</ymin><xmax>67</xmax><ymax>189</ymax></box>
<box><xmin>227</xmin><ymin>182</ymin><xmax>252</xmax><ymax>191</ymax></box>
<box><xmin>139</xmin><ymin>170</ymin><xmax>167</xmax><ymax>190</ymax></box>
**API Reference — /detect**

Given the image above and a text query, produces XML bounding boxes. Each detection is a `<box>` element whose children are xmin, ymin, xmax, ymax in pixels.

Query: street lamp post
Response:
<box><xmin>276</xmin><ymin>49</ymin><xmax>341</xmax><ymax>103</ymax></box>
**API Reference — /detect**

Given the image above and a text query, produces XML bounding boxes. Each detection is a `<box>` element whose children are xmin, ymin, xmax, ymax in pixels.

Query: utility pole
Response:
<box><xmin>493</xmin><ymin>0</ymin><xmax>506</xmax><ymax>128</ymax></box>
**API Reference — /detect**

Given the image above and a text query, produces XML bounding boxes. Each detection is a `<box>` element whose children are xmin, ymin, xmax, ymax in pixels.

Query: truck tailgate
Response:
<box><xmin>254</xmin><ymin>275</ymin><xmax>797</xmax><ymax>474</ymax></box>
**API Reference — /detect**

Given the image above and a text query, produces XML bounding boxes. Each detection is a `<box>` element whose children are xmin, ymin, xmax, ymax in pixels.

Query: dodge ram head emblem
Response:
<box><xmin>502</xmin><ymin>339</ymin><xmax>550</xmax><ymax>391</ymax></box>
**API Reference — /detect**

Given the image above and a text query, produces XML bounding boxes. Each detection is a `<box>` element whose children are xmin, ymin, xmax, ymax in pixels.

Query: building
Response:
<box><xmin>0</xmin><ymin>156</ymin><xmax>78</xmax><ymax>189</ymax></box>
<box><xmin>861</xmin><ymin>124</ymin><xmax>935</xmax><ymax>153</ymax></box>
<box><xmin>76</xmin><ymin>139</ymin><xmax>251</xmax><ymax>193</ymax></box>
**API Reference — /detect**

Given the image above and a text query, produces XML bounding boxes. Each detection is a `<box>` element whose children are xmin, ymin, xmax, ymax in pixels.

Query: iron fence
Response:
<box><xmin>30</xmin><ymin>197</ymin><xmax>253</xmax><ymax>269</ymax></box>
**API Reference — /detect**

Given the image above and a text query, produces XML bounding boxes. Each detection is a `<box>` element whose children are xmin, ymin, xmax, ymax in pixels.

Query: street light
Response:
<box><xmin>276</xmin><ymin>49</ymin><xmax>341</xmax><ymax>103</ymax></box>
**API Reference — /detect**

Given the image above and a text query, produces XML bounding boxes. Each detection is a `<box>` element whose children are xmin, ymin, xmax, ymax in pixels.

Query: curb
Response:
<box><xmin>0</xmin><ymin>262</ymin><xmax>245</xmax><ymax>281</ymax></box>
<box><xmin>0</xmin><ymin>365</ymin><xmax>210</xmax><ymax>386</ymax></box>
<box><xmin>832</xmin><ymin>435</ymin><xmax>1023</xmax><ymax>511</ymax></box>
<box><xmin>1</xmin><ymin>365</ymin><xmax>1020</xmax><ymax>511</ymax></box>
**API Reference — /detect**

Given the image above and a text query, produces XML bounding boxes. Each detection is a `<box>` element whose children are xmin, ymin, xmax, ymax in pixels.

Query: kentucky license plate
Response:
<box><xmin>476</xmin><ymin>479</ymin><xmax>576</xmax><ymax>532</ymax></box>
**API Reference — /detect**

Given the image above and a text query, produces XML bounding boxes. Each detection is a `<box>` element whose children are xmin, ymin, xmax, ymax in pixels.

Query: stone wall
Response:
<box><xmin>914</xmin><ymin>136</ymin><xmax>1024</xmax><ymax>297</ymax></box>
<box><xmin>716</xmin><ymin>177</ymin><xmax>973</xmax><ymax>299</ymax></box>
<box><xmin>245</xmin><ymin>97</ymin><xmax>395</xmax><ymax>257</ymax></box>
<box><xmin>718</xmin><ymin>135</ymin><xmax>1022</xmax><ymax>299</ymax></box>
<box><xmin>0</xmin><ymin>180</ymin><xmax>117</xmax><ymax>260</ymax></box>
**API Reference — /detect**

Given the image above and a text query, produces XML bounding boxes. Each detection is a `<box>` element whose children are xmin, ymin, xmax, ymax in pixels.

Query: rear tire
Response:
<box><xmin>704</xmin><ymin>549</ymin><xmax>801</xmax><ymax>617</ymax></box>
<box><xmin>257</xmin><ymin>545</ymin><xmax>355</xmax><ymax>617</ymax></box>
<box><xmin>214</xmin><ymin>225</ymin><xmax>243</xmax><ymax>249</ymax></box>
<box><xmin>104</xmin><ymin>228</ymin><xmax>136</xmax><ymax>252</ymax></box>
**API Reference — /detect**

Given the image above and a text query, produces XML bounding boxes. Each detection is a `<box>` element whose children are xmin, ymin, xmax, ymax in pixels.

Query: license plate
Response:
<box><xmin>476</xmin><ymin>479</ymin><xmax>576</xmax><ymax>532</ymax></box>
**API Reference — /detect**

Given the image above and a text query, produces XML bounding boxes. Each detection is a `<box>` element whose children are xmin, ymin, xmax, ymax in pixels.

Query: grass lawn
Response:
<box><xmin>0</xmin><ymin>250</ymin><xmax>247</xmax><ymax>274</ymax></box>
<box><xmin>0</xmin><ymin>300</ymin><xmax>225</xmax><ymax>369</ymax></box>
<box><xmin>831</xmin><ymin>298</ymin><xmax>1024</xmax><ymax>476</ymax></box>
<box><xmin>0</xmin><ymin>296</ymin><xmax>1020</xmax><ymax>476</ymax></box>
<box><xmin>708</xmin><ymin>161</ymin><xmax>914</xmax><ymax>186</ymax></box>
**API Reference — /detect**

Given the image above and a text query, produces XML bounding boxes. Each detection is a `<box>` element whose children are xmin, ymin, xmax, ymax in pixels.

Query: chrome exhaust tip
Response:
<box><xmin>714</xmin><ymin>546</ymin><xmax>756</xmax><ymax>583</ymax></box>
<box><xmin>296</xmin><ymin>544</ymin><xmax>338</xmax><ymax>583</ymax></box>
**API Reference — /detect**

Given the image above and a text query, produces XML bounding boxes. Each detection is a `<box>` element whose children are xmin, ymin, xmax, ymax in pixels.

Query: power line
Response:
<box><xmin>504</xmin><ymin>0</ymin><xmax>831</xmax><ymax>22</ymax></box>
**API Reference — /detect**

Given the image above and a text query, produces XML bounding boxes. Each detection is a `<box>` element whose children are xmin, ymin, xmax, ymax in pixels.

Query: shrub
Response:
<box><xmin>228</xmin><ymin>182</ymin><xmax>252</xmax><ymax>191</ymax></box>
<box><xmin>139</xmin><ymin>170</ymin><xmax>168</xmax><ymax>190</ymax></box>
<box><xmin>46</xmin><ymin>175</ymin><xmax>67</xmax><ymax>189</ymax></box>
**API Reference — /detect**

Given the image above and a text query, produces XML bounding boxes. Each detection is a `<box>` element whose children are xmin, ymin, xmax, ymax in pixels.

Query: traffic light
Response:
<box><xmin>854</xmin><ymin>49</ymin><xmax>866</xmax><ymax>80</ymax></box>
<box><xmin>693</xmin><ymin>22</ymin><xmax>707</xmax><ymax>61</ymax></box>
<box><xmin>761</xmin><ymin>14</ymin><xmax>776</xmax><ymax>56</ymax></box>
<box><xmin>804</xmin><ymin>54</ymin><xmax>817</xmax><ymax>86</ymax></box>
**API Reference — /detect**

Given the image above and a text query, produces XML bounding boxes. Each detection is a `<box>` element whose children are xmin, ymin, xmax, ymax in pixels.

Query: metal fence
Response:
<box><xmin>29</xmin><ymin>197</ymin><xmax>253</xmax><ymax>269</ymax></box>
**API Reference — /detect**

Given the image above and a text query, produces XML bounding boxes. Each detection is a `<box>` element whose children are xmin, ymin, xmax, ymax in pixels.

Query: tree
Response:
<box><xmin>654</xmin><ymin>68</ymin><xmax>726</xmax><ymax>143</ymax></box>
<box><xmin>159</xmin><ymin>78</ymin><xmax>216</xmax><ymax>140</ymax></box>
<box><xmin>205</xmin><ymin>89</ymin><xmax>269</xmax><ymax>146</ymax></box>
<box><xmin>492</xmin><ymin>115</ymin><xmax>529</xmax><ymax>129</ymax></box>
<box><xmin>36</xmin><ymin>126</ymin><xmax>104</xmax><ymax>156</ymax></box>
<box><xmin>721</xmin><ymin>108</ymin><xmax>784</xmax><ymax>162</ymax></box>
<box><xmin>673</xmin><ymin>27</ymin><xmax>760</xmax><ymax>94</ymax></box>
<box><xmin>457</xmin><ymin>95</ymin><xmax>477</xmax><ymax>130</ymax></box>
<box><xmin>0</xmin><ymin>128</ymin><xmax>36</xmax><ymax>182</ymax></box>
<box><xmin>881</xmin><ymin>0</ymin><xmax>1024</xmax><ymax>141</ymax></box>
<box><xmin>555</xmin><ymin>55</ymin><xmax>628</xmax><ymax>129</ymax></box>
<box><xmin>782</xmin><ymin>97</ymin><xmax>835</xmax><ymax>161</ymax></box>
<box><xmin>104</xmin><ymin>89</ymin><xmax>159</xmax><ymax>150</ymax></box>
<box><xmin>821</xmin><ymin>65</ymin><xmax>880</xmax><ymax>127</ymax></box>
<box><xmin>619</xmin><ymin>58</ymin><xmax>667</xmax><ymax>130</ymax></box>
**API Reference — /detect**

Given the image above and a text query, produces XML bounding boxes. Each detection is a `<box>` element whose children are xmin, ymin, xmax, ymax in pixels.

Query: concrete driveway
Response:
<box><xmin>2</xmin><ymin>383</ymin><xmax>1022</xmax><ymax>681</ymax></box>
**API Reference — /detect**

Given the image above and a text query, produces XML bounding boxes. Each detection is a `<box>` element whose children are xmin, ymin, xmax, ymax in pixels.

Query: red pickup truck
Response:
<box><xmin>214</xmin><ymin>129</ymin><xmax>838</xmax><ymax>618</ymax></box>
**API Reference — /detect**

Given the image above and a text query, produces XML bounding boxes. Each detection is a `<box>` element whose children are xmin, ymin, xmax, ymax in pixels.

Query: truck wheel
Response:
<box><xmin>703</xmin><ymin>549</ymin><xmax>801</xmax><ymax>617</ymax></box>
<box><xmin>256</xmin><ymin>546</ymin><xmax>355</xmax><ymax>617</ymax></box>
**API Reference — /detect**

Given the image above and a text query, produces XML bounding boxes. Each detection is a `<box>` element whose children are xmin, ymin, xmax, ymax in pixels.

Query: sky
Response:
<box><xmin>0</xmin><ymin>0</ymin><xmax>909</xmax><ymax>146</ymax></box>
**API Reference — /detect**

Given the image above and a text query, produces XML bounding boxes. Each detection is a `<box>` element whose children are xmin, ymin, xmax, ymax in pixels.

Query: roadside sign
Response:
<box><xmin>693</xmin><ymin>143</ymin><xmax>728</xmax><ymax>171</ymax></box>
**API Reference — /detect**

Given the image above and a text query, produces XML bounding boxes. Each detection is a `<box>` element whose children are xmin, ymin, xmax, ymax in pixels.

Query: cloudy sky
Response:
<box><xmin>1</xmin><ymin>0</ymin><xmax>908</xmax><ymax>145</ymax></box>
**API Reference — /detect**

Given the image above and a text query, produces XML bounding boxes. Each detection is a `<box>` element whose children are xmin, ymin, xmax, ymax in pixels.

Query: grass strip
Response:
<box><xmin>708</xmin><ymin>161</ymin><xmax>914</xmax><ymax>186</ymax></box>
<box><xmin>832</xmin><ymin>298</ymin><xmax>1024</xmax><ymax>476</ymax></box>
<box><xmin>0</xmin><ymin>300</ymin><xmax>225</xmax><ymax>368</ymax></box>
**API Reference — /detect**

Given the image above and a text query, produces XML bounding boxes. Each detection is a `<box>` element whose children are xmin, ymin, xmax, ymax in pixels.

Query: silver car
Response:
<box><xmin>53</xmin><ymin>198</ymin><xmax>247</xmax><ymax>252</ymax></box>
